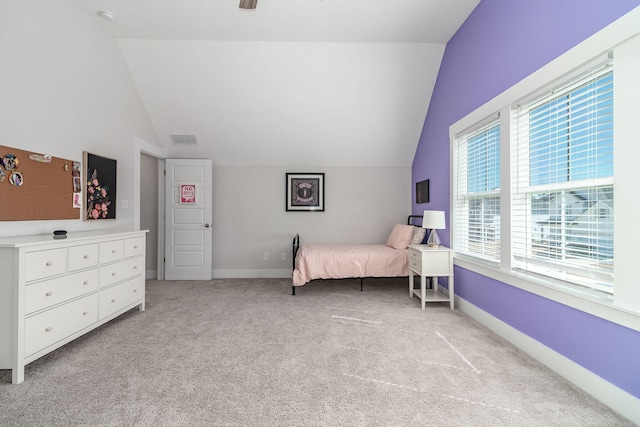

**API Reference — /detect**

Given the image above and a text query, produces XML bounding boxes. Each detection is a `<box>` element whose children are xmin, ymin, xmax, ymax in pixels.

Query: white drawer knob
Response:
<box><xmin>112</xmin><ymin>249</ymin><xmax>117</xmax><ymax>254</ymax></box>
<box><xmin>46</xmin><ymin>261</ymin><xmax>53</xmax><ymax>266</ymax></box>
<box><xmin>134</xmin><ymin>245</ymin><xmax>138</xmax><ymax>249</ymax></box>
<box><xmin>133</xmin><ymin>265</ymin><xmax>138</xmax><ymax>269</ymax></box>
<box><xmin>83</xmin><ymin>255</ymin><xmax>90</xmax><ymax>259</ymax></box>
<box><xmin>45</xmin><ymin>291</ymin><xmax>53</xmax><ymax>297</ymax></box>
<box><xmin>45</xmin><ymin>327</ymin><xmax>52</xmax><ymax>332</ymax></box>
<box><xmin>83</xmin><ymin>281</ymin><xmax>90</xmax><ymax>285</ymax></box>
<box><xmin>82</xmin><ymin>311</ymin><xmax>89</xmax><ymax>316</ymax></box>
<box><xmin>111</xmin><ymin>298</ymin><xmax>116</xmax><ymax>303</ymax></box>
<box><xmin>111</xmin><ymin>272</ymin><xmax>117</xmax><ymax>276</ymax></box>
<box><xmin>133</xmin><ymin>289</ymin><xmax>137</xmax><ymax>293</ymax></box>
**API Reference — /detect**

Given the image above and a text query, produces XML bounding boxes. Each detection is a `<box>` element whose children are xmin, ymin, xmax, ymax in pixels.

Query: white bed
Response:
<box><xmin>290</xmin><ymin>218</ymin><xmax>425</xmax><ymax>294</ymax></box>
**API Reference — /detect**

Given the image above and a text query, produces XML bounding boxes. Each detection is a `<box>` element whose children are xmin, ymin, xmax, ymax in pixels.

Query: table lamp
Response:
<box><xmin>422</xmin><ymin>210</ymin><xmax>446</xmax><ymax>248</ymax></box>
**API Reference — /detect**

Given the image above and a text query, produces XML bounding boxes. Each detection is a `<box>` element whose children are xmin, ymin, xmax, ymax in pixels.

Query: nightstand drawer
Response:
<box><xmin>421</xmin><ymin>251</ymin><xmax>452</xmax><ymax>276</ymax></box>
<box><xmin>408</xmin><ymin>246</ymin><xmax>452</xmax><ymax>276</ymax></box>
<box><xmin>408</xmin><ymin>248</ymin><xmax>422</xmax><ymax>271</ymax></box>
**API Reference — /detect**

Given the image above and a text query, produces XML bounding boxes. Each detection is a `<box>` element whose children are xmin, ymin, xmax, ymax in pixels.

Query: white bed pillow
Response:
<box><xmin>386</xmin><ymin>224</ymin><xmax>414</xmax><ymax>249</ymax></box>
<box><xmin>409</xmin><ymin>227</ymin><xmax>426</xmax><ymax>246</ymax></box>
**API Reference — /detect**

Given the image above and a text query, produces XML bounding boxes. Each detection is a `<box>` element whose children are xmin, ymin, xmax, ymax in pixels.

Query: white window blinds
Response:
<box><xmin>454</xmin><ymin>119</ymin><xmax>501</xmax><ymax>262</ymax></box>
<box><xmin>511</xmin><ymin>61</ymin><xmax>614</xmax><ymax>293</ymax></box>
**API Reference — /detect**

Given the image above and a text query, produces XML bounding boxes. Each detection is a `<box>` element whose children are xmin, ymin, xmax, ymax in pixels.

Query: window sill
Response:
<box><xmin>454</xmin><ymin>255</ymin><xmax>640</xmax><ymax>332</ymax></box>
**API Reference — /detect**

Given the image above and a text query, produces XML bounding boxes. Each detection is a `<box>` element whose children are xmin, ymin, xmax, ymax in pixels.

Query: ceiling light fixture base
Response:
<box><xmin>97</xmin><ymin>9</ymin><xmax>115</xmax><ymax>21</ymax></box>
<box><xmin>239</xmin><ymin>0</ymin><xmax>258</xmax><ymax>10</ymax></box>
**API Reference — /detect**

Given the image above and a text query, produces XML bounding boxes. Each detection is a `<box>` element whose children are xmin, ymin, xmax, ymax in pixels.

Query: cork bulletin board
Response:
<box><xmin>0</xmin><ymin>145</ymin><xmax>80</xmax><ymax>221</ymax></box>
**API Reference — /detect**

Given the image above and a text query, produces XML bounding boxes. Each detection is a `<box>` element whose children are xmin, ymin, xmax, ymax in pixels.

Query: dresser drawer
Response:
<box><xmin>99</xmin><ymin>240</ymin><xmax>124</xmax><ymax>264</ymax></box>
<box><xmin>24</xmin><ymin>294</ymin><xmax>98</xmax><ymax>357</ymax></box>
<box><xmin>124</xmin><ymin>236</ymin><xmax>145</xmax><ymax>258</ymax></box>
<box><xmin>68</xmin><ymin>243</ymin><xmax>99</xmax><ymax>272</ymax></box>
<box><xmin>99</xmin><ymin>277</ymin><xmax>144</xmax><ymax>320</ymax></box>
<box><xmin>99</xmin><ymin>257</ymin><xmax>143</xmax><ymax>288</ymax></box>
<box><xmin>25</xmin><ymin>248</ymin><xmax>67</xmax><ymax>282</ymax></box>
<box><xmin>25</xmin><ymin>269</ymin><xmax>99</xmax><ymax>314</ymax></box>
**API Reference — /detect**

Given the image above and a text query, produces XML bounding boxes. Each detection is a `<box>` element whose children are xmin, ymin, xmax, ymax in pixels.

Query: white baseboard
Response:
<box><xmin>456</xmin><ymin>296</ymin><xmax>640</xmax><ymax>424</ymax></box>
<box><xmin>212</xmin><ymin>269</ymin><xmax>291</xmax><ymax>279</ymax></box>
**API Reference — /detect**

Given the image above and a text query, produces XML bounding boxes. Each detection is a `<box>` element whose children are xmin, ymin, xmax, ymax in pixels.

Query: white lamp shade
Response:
<box><xmin>422</xmin><ymin>210</ymin><xmax>445</xmax><ymax>230</ymax></box>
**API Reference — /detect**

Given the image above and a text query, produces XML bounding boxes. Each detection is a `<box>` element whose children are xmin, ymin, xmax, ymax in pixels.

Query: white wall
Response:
<box><xmin>211</xmin><ymin>165</ymin><xmax>411</xmax><ymax>277</ymax></box>
<box><xmin>0</xmin><ymin>0</ymin><xmax>160</xmax><ymax>238</ymax></box>
<box><xmin>0</xmin><ymin>1</ymin><xmax>412</xmax><ymax>279</ymax></box>
<box><xmin>117</xmin><ymin>39</ymin><xmax>443</xmax><ymax>168</ymax></box>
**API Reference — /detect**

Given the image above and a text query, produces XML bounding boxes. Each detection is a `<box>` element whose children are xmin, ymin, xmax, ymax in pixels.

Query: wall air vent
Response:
<box><xmin>170</xmin><ymin>134</ymin><xmax>199</xmax><ymax>146</ymax></box>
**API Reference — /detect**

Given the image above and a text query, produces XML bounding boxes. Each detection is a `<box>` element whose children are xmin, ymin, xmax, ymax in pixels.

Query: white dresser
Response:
<box><xmin>0</xmin><ymin>230</ymin><xmax>147</xmax><ymax>384</ymax></box>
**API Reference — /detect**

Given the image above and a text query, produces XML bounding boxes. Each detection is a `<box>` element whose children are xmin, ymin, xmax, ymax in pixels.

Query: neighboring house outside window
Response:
<box><xmin>512</xmin><ymin>69</ymin><xmax>614</xmax><ymax>293</ymax></box>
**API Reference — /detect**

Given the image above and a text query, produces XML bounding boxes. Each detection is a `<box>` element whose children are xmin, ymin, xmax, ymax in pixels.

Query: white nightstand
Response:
<box><xmin>408</xmin><ymin>245</ymin><xmax>454</xmax><ymax>310</ymax></box>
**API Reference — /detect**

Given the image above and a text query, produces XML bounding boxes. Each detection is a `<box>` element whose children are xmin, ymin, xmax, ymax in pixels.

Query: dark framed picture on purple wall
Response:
<box><xmin>83</xmin><ymin>151</ymin><xmax>117</xmax><ymax>220</ymax></box>
<box><xmin>416</xmin><ymin>179</ymin><xmax>429</xmax><ymax>204</ymax></box>
<box><xmin>286</xmin><ymin>173</ymin><xmax>324</xmax><ymax>212</ymax></box>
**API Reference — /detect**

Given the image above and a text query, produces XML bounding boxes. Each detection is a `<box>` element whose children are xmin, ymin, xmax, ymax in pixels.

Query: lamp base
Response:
<box><xmin>426</xmin><ymin>229</ymin><xmax>441</xmax><ymax>248</ymax></box>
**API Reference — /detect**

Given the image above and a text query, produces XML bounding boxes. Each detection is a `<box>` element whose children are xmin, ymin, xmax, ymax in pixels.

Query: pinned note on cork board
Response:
<box><xmin>0</xmin><ymin>145</ymin><xmax>80</xmax><ymax>221</ymax></box>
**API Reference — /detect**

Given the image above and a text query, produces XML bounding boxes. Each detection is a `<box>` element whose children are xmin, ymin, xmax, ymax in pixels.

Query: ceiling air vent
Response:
<box><xmin>170</xmin><ymin>134</ymin><xmax>199</xmax><ymax>146</ymax></box>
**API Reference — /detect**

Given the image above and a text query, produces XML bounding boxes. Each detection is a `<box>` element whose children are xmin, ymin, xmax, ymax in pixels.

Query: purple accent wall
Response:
<box><xmin>412</xmin><ymin>0</ymin><xmax>640</xmax><ymax>399</ymax></box>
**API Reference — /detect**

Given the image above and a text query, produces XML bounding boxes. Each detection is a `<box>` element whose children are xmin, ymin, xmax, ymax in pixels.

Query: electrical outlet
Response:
<box><xmin>263</xmin><ymin>253</ymin><xmax>269</xmax><ymax>261</ymax></box>
<box><xmin>281</xmin><ymin>252</ymin><xmax>287</xmax><ymax>261</ymax></box>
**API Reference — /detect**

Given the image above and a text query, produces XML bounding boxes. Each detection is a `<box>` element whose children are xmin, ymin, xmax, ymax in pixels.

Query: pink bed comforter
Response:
<box><xmin>292</xmin><ymin>244</ymin><xmax>409</xmax><ymax>287</ymax></box>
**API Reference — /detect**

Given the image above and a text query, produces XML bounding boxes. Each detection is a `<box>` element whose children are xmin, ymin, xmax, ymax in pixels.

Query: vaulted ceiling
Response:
<box><xmin>73</xmin><ymin>0</ymin><xmax>480</xmax><ymax>166</ymax></box>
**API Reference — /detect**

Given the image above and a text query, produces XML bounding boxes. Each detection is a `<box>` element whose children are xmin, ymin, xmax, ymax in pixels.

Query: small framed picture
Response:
<box><xmin>416</xmin><ymin>179</ymin><xmax>429</xmax><ymax>204</ymax></box>
<box><xmin>286</xmin><ymin>173</ymin><xmax>324</xmax><ymax>212</ymax></box>
<box><xmin>180</xmin><ymin>184</ymin><xmax>196</xmax><ymax>204</ymax></box>
<box><xmin>73</xmin><ymin>192</ymin><xmax>82</xmax><ymax>208</ymax></box>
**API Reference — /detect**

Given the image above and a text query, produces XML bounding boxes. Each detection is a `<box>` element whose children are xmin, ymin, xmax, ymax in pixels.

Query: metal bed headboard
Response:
<box><xmin>407</xmin><ymin>215</ymin><xmax>423</xmax><ymax>226</ymax></box>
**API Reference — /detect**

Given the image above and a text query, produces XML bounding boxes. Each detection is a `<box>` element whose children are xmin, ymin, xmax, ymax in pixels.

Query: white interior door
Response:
<box><xmin>164</xmin><ymin>159</ymin><xmax>212</xmax><ymax>280</ymax></box>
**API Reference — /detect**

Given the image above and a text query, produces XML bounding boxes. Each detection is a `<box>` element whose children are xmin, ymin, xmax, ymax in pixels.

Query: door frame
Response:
<box><xmin>133</xmin><ymin>138</ymin><xmax>167</xmax><ymax>280</ymax></box>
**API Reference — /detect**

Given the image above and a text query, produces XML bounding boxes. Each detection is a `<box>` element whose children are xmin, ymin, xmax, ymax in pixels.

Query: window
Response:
<box><xmin>449</xmin><ymin>16</ymin><xmax>640</xmax><ymax>327</ymax></box>
<box><xmin>453</xmin><ymin>119</ymin><xmax>501</xmax><ymax>262</ymax></box>
<box><xmin>452</xmin><ymin>57</ymin><xmax>617</xmax><ymax>295</ymax></box>
<box><xmin>512</xmin><ymin>64</ymin><xmax>614</xmax><ymax>293</ymax></box>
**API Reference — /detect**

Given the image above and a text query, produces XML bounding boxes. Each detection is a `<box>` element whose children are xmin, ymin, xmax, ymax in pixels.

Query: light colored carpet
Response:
<box><xmin>0</xmin><ymin>278</ymin><xmax>633</xmax><ymax>426</ymax></box>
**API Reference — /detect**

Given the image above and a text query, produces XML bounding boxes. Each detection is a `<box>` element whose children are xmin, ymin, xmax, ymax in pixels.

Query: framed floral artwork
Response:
<box><xmin>286</xmin><ymin>172</ymin><xmax>324</xmax><ymax>212</ymax></box>
<box><xmin>83</xmin><ymin>152</ymin><xmax>117</xmax><ymax>220</ymax></box>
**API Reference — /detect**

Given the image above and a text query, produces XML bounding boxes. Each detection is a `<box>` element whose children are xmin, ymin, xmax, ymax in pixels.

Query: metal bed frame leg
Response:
<box><xmin>360</xmin><ymin>278</ymin><xmax>363</xmax><ymax>291</ymax></box>
<box><xmin>291</xmin><ymin>234</ymin><xmax>299</xmax><ymax>296</ymax></box>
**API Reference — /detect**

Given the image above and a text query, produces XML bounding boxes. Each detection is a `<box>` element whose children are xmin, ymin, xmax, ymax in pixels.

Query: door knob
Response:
<box><xmin>205</xmin><ymin>224</ymin><xmax>211</xmax><ymax>228</ymax></box>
